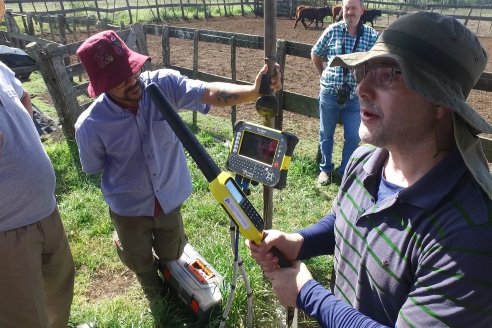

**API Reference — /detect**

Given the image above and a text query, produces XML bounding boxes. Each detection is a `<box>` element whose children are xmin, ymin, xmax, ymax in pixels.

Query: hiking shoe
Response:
<box><xmin>318</xmin><ymin>171</ymin><xmax>331</xmax><ymax>185</ymax></box>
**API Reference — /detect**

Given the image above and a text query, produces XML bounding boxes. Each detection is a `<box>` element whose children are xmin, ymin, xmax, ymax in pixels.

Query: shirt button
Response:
<box><xmin>152</xmin><ymin>173</ymin><xmax>156</xmax><ymax>176</ymax></box>
<box><xmin>156</xmin><ymin>189</ymin><xmax>160</xmax><ymax>193</ymax></box>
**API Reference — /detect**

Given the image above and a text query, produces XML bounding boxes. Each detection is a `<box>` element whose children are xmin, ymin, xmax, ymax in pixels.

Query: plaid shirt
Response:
<box><xmin>312</xmin><ymin>21</ymin><xmax>378</xmax><ymax>97</ymax></box>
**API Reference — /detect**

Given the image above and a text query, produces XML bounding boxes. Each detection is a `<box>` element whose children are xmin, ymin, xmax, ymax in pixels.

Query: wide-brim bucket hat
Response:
<box><xmin>331</xmin><ymin>11</ymin><xmax>492</xmax><ymax>198</ymax></box>
<box><xmin>77</xmin><ymin>30</ymin><xmax>150</xmax><ymax>97</ymax></box>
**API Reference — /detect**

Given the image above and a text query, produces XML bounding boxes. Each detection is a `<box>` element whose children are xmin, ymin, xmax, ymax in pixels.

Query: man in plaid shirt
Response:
<box><xmin>312</xmin><ymin>0</ymin><xmax>378</xmax><ymax>185</ymax></box>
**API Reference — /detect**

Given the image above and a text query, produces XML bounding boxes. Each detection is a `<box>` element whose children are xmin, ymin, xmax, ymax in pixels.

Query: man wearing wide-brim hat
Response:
<box><xmin>247</xmin><ymin>11</ymin><xmax>492</xmax><ymax>327</ymax></box>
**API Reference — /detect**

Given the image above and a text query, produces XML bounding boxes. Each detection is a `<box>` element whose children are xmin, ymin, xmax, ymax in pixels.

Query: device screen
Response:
<box><xmin>225</xmin><ymin>180</ymin><xmax>244</xmax><ymax>204</ymax></box>
<box><xmin>238</xmin><ymin>131</ymin><xmax>278</xmax><ymax>165</ymax></box>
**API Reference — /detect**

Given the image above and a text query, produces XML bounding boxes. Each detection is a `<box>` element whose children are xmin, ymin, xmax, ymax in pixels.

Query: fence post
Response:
<box><xmin>39</xmin><ymin>14</ymin><xmax>46</xmax><ymax>38</ymax></box>
<box><xmin>17</xmin><ymin>1</ymin><xmax>28</xmax><ymax>35</ymax></box>
<box><xmin>464</xmin><ymin>8</ymin><xmax>472</xmax><ymax>26</ymax></box>
<box><xmin>58</xmin><ymin>14</ymin><xmax>67</xmax><ymax>45</ymax></box>
<box><xmin>26</xmin><ymin>13</ymin><xmax>35</xmax><ymax>36</ymax></box>
<box><xmin>179</xmin><ymin>0</ymin><xmax>186</xmax><ymax>19</ymax></box>
<box><xmin>202</xmin><ymin>0</ymin><xmax>208</xmax><ymax>19</ymax></box>
<box><xmin>4</xmin><ymin>10</ymin><xmax>25</xmax><ymax>48</ymax></box>
<box><xmin>26</xmin><ymin>42</ymin><xmax>82</xmax><ymax>138</ymax></box>
<box><xmin>94</xmin><ymin>1</ymin><xmax>101</xmax><ymax>21</ymax></box>
<box><xmin>86</xmin><ymin>17</ymin><xmax>92</xmax><ymax>38</ymax></box>
<box><xmin>125</xmin><ymin>0</ymin><xmax>134</xmax><ymax>24</ymax></box>
<box><xmin>230</xmin><ymin>36</ymin><xmax>237</xmax><ymax>129</ymax></box>
<box><xmin>155</xmin><ymin>0</ymin><xmax>161</xmax><ymax>21</ymax></box>
<box><xmin>222</xmin><ymin>0</ymin><xmax>228</xmax><ymax>16</ymax></box>
<box><xmin>192</xmin><ymin>29</ymin><xmax>200</xmax><ymax>126</ymax></box>
<box><xmin>132</xmin><ymin>23</ymin><xmax>150</xmax><ymax>56</ymax></box>
<box><xmin>48</xmin><ymin>15</ymin><xmax>56</xmax><ymax>41</ymax></box>
<box><xmin>161</xmin><ymin>25</ymin><xmax>171</xmax><ymax>67</ymax></box>
<box><xmin>275</xmin><ymin>39</ymin><xmax>287</xmax><ymax>131</ymax></box>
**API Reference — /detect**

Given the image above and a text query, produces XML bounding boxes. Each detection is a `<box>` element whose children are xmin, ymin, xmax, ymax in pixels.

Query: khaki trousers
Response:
<box><xmin>0</xmin><ymin>208</ymin><xmax>75</xmax><ymax>328</ymax></box>
<box><xmin>109</xmin><ymin>207</ymin><xmax>186</xmax><ymax>300</ymax></box>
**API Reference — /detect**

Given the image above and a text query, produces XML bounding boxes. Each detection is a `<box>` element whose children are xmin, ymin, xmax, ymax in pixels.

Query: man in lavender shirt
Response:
<box><xmin>75</xmin><ymin>30</ymin><xmax>281</xmax><ymax>311</ymax></box>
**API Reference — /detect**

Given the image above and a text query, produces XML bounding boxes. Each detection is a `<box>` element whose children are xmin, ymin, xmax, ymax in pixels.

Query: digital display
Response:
<box><xmin>238</xmin><ymin>131</ymin><xmax>278</xmax><ymax>165</ymax></box>
<box><xmin>225</xmin><ymin>180</ymin><xmax>244</xmax><ymax>203</ymax></box>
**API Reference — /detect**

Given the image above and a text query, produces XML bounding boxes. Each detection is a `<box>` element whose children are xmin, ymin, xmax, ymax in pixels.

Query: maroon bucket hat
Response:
<box><xmin>77</xmin><ymin>30</ymin><xmax>150</xmax><ymax>97</ymax></box>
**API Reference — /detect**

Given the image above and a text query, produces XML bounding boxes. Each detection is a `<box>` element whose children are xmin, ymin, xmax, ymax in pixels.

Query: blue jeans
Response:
<box><xmin>319</xmin><ymin>89</ymin><xmax>361</xmax><ymax>175</ymax></box>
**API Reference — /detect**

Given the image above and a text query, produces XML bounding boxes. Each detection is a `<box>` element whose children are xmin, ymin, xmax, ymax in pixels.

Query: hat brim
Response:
<box><xmin>331</xmin><ymin>43</ymin><xmax>492</xmax><ymax>135</ymax></box>
<box><xmin>87</xmin><ymin>51</ymin><xmax>150</xmax><ymax>98</ymax></box>
<box><xmin>331</xmin><ymin>43</ymin><xmax>492</xmax><ymax>199</ymax></box>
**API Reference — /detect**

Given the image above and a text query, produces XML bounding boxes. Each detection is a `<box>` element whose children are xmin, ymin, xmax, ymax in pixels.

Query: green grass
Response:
<box><xmin>23</xmin><ymin>67</ymin><xmax>339</xmax><ymax>326</ymax></box>
<box><xmin>27</xmin><ymin>71</ymin><xmax>58</xmax><ymax>119</ymax></box>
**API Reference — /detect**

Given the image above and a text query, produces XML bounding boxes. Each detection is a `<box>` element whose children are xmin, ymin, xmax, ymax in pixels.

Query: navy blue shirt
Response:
<box><xmin>297</xmin><ymin>145</ymin><xmax>492</xmax><ymax>327</ymax></box>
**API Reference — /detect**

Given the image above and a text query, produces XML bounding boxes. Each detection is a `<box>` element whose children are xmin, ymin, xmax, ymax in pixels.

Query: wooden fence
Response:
<box><xmin>3</xmin><ymin>0</ymin><xmax>492</xmax><ymax>31</ymax></box>
<box><xmin>0</xmin><ymin>22</ymin><xmax>491</xmax><ymax>159</ymax></box>
<box><xmin>3</xmin><ymin>0</ymin><xmax>295</xmax><ymax>24</ymax></box>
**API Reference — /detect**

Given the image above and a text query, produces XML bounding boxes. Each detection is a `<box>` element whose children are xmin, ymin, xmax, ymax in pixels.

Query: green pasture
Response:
<box><xmin>24</xmin><ymin>68</ymin><xmax>340</xmax><ymax>327</ymax></box>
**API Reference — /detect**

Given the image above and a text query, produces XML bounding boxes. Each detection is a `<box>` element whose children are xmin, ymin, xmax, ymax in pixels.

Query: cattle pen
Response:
<box><xmin>0</xmin><ymin>2</ymin><xmax>491</xmax><ymax>326</ymax></box>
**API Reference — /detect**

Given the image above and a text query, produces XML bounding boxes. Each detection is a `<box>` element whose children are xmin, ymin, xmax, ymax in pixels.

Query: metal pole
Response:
<box><xmin>257</xmin><ymin>2</ymin><xmax>297</xmax><ymax>327</ymax></box>
<box><xmin>257</xmin><ymin>0</ymin><xmax>278</xmax><ymax>230</ymax></box>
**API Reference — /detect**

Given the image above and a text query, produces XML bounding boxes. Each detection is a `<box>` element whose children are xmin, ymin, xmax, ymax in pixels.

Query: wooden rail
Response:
<box><xmin>3</xmin><ymin>0</ymin><xmax>263</xmax><ymax>24</ymax></box>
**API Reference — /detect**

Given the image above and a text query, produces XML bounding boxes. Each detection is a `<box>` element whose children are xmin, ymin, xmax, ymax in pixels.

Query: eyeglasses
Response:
<box><xmin>352</xmin><ymin>63</ymin><xmax>402</xmax><ymax>87</ymax></box>
<box><xmin>113</xmin><ymin>68</ymin><xmax>143</xmax><ymax>90</ymax></box>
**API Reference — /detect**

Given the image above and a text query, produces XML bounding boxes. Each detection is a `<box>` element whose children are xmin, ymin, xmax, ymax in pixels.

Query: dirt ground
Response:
<box><xmin>143</xmin><ymin>14</ymin><xmax>492</xmax><ymax>139</ymax></box>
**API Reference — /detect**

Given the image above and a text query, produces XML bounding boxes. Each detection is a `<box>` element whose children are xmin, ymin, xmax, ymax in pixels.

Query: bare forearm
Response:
<box><xmin>202</xmin><ymin>64</ymin><xmax>282</xmax><ymax>107</ymax></box>
<box><xmin>202</xmin><ymin>82</ymin><xmax>258</xmax><ymax>106</ymax></box>
<box><xmin>311</xmin><ymin>53</ymin><xmax>325</xmax><ymax>76</ymax></box>
<box><xmin>21</xmin><ymin>90</ymin><xmax>33</xmax><ymax>118</ymax></box>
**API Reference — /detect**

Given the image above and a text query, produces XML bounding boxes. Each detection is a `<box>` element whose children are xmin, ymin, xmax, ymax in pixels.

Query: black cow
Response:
<box><xmin>361</xmin><ymin>9</ymin><xmax>382</xmax><ymax>27</ymax></box>
<box><xmin>294</xmin><ymin>6</ymin><xmax>332</xmax><ymax>29</ymax></box>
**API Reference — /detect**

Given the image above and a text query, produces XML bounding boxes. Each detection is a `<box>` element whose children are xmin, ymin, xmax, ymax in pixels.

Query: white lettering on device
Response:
<box><xmin>224</xmin><ymin>197</ymin><xmax>251</xmax><ymax>229</ymax></box>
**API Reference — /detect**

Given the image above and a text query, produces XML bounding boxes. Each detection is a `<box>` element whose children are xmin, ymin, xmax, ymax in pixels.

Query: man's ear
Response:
<box><xmin>435</xmin><ymin>105</ymin><xmax>452</xmax><ymax>120</ymax></box>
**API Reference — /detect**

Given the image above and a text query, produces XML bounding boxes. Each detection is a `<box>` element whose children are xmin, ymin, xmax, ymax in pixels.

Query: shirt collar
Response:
<box><xmin>399</xmin><ymin>147</ymin><xmax>466</xmax><ymax>210</ymax></box>
<box><xmin>362</xmin><ymin>147</ymin><xmax>466</xmax><ymax>211</ymax></box>
<box><xmin>363</xmin><ymin>147</ymin><xmax>388</xmax><ymax>176</ymax></box>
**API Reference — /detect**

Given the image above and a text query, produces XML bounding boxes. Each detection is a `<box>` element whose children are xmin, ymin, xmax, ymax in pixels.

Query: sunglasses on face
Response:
<box><xmin>351</xmin><ymin>63</ymin><xmax>402</xmax><ymax>87</ymax></box>
<box><xmin>114</xmin><ymin>68</ymin><xmax>143</xmax><ymax>90</ymax></box>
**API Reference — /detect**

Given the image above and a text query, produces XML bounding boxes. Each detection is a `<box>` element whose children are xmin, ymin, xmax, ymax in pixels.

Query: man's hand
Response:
<box><xmin>263</xmin><ymin>261</ymin><xmax>313</xmax><ymax>308</ymax></box>
<box><xmin>253</xmin><ymin>64</ymin><xmax>282</xmax><ymax>95</ymax></box>
<box><xmin>246</xmin><ymin>230</ymin><xmax>303</xmax><ymax>272</ymax></box>
<box><xmin>202</xmin><ymin>63</ymin><xmax>282</xmax><ymax>106</ymax></box>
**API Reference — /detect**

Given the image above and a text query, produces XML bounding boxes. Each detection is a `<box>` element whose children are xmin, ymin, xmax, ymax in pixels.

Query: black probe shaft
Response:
<box><xmin>147</xmin><ymin>83</ymin><xmax>291</xmax><ymax>268</ymax></box>
<box><xmin>146</xmin><ymin>82</ymin><xmax>220</xmax><ymax>183</ymax></box>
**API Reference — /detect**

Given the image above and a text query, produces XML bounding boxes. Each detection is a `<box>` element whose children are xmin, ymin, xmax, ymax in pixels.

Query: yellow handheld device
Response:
<box><xmin>210</xmin><ymin>172</ymin><xmax>264</xmax><ymax>243</ymax></box>
<box><xmin>146</xmin><ymin>83</ymin><xmax>288</xmax><ymax>265</ymax></box>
